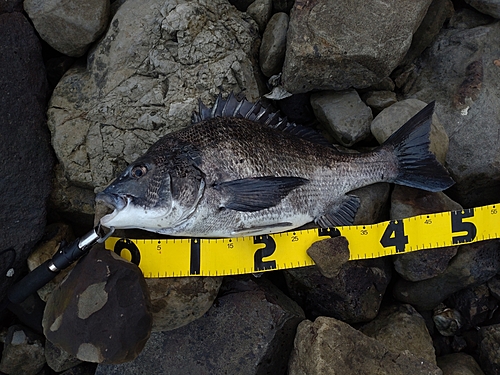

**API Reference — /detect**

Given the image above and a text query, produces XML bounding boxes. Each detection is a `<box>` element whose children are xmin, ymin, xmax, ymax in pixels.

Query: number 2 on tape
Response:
<box><xmin>380</xmin><ymin>220</ymin><xmax>408</xmax><ymax>253</ymax></box>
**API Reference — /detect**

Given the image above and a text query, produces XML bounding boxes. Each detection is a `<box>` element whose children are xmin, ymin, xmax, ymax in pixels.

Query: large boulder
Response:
<box><xmin>47</xmin><ymin>0</ymin><xmax>262</xmax><ymax>215</ymax></box>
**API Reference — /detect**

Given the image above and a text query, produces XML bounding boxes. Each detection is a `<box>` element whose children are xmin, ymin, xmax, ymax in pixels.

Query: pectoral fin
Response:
<box><xmin>315</xmin><ymin>195</ymin><xmax>361</xmax><ymax>227</ymax></box>
<box><xmin>214</xmin><ymin>176</ymin><xmax>309</xmax><ymax>212</ymax></box>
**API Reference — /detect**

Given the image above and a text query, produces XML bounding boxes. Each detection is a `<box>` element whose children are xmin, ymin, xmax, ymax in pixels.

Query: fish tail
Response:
<box><xmin>383</xmin><ymin>101</ymin><xmax>454</xmax><ymax>192</ymax></box>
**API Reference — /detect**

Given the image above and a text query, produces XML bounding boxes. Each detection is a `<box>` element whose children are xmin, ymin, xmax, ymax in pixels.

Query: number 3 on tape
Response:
<box><xmin>380</xmin><ymin>220</ymin><xmax>408</xmax><ymax>253</ymax></box>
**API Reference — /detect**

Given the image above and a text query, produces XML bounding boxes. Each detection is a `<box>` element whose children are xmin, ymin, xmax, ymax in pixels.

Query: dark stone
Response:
<box><xmin>60</xmin><ymin>362</ymin><xmax>98</xmax><ymax>375</ymax></box>
<box><xmin>285</xmin><ymin>256</ymin><xmax>392</xmax><ymax>323</ymax></box>
<box><xmin>447</xmin><ymin>284</ymin><xmax>495</xmax><ymax>329</ymax></box>
<box><xmin>42</xmin><ymin>244</ymin><xmax>152</xmax><ymax>364</ymax></box>
<box><xmin>306</xmin><ymin>236</ymin><xmax>350</xmax><ymax>278</ymax></box>
<box><xmin>393</xmin><ymin>240</ymin><xmax>500</xmax><ymax>311</ymax></box>
<box><xmin>0</xmin><ymin>12</ymin><xmax>52</xmax><ymax>302</ymax></box>
<box><xmin>0</xmin><ymin>0</ymin><xmax>23</xmax><ymax>13</ymax></box>
<box><xmin>95</xmin><ymin>277</ymin><xmax>305</xmax><ymax>375</ymax></box>
<box><xmin>478</xmin><ymin>323</ymin><xmax>500</xmax><ymax>375</ymax></box>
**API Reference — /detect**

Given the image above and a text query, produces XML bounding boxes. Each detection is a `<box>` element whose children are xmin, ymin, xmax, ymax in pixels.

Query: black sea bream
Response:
<box><xmin>96</xmin><ymin>94</ymin><xmax>454</xmax><ymax>237</ymax></box>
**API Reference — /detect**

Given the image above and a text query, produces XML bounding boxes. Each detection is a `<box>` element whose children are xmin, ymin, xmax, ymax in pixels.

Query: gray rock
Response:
<box><xmin>400</xmin><ymin>0</ymin><xmax>455</xmax><ymax>66</ymax></box>
<box><xmin>0</xmin><ymin>12</ymin><xmax>52</xmax><ymax>303</ymax></box>
<box><xmin>259</xmin><ymin>12</ymin><xmax>289</xmax><ymax>77</ymax></box>
<box><xmin>43</xmin><ymin>244</ymin><xmax>152</xmax><ymax>364</ymax></box>
<box><xmin>0</xmin><ymin>325</ymin><xmax>46</xmax><ymax>375</ymax></box>
<box><xmin>47</xmin><ymin>0</ymin><xmax>262</xmax><ymax>215</ymax></box>
<box><xmin>393</xmin><ymin>240</ymin><xmax>500</xmax><ymax>310</ymax></box>
<box><xmin>360</xmin><ymin>304</ymin><xmax>437</xmax><ymax>365</ymax></box>
<box><xmin>352</xmin><ymin>182</ymin><xmax>391</xmax><ymax>225</ymax></box>
<box><xmin>95</xmin><ymin>277</ymin><xmax>305</xmax><ymax>375</ymax></box>
<box><xmin>371</xmin><ymin>98</ymin><xmax>449</xmax><ymax>164</ymax></box>
<box><xmin>437</xmin><ymin>353</ymin><xmax>485</xmax><ymax>375</ymax></box>
<box><xmin>369</xmin><ymin>76</ymin><xmax>396</xmax><ymax>91</ymax></box>
<box><xmin>246</xmin><ymin>0</ymin><xmax>272</xmax><ymax>32</ymax></box>
<box><xmin>45</xmin><ymin>339</ymin><xmax>82</xmax><ymax>372</ymax></box>
<box><xmin>448</xmin><ymin>7</ymin><xmax>495</xmax><ymax>29</ymax></box>
<box><xmin>390</xmin><ymin>186</ymin><xmax>461</xmax><ymax>282</ymax></box>
<box><xmin>362</xmin><ymin>90</ymin><xmax>398</xmax><ymax>112</ymax></box>
<box><xmin>23</xmin><ymin>0</ymin><xmax>110</xmax><ymax>57</ymax></box>
<box><xmin>146</xmin><ymin>276</ymin><xmax>222</xmax><ymax>332</ymax></box>
<box><xmin>288</xmin><ymin>316</ymin><xmax>442</xmax><ymax>375</ymax></box>
<box><xmin>465</xmin><ymin>0</ymin><xmax>500</xmax><ymax>19</ymax></box>
<box><xmin>405</xmin><ymin>21</ymin><xmax>500</xmax><ymax>207</ymax></box>
<box><xmin>282</xmin><ymin>0</ymin><xmax>433</xmax><ymax>93</ymax></box>
<box><xmin>285</xmin><ymin>256</ymin><xmax>392</xmax><ymax>323</ymax></box>
<box><xmin>310</xmin><ymin>89</ymin><xmax>373</xmax><ymax>147</ymax></box>
<box><xmin>479</xmin><ymin>323</ymin><xmax>500</xmax><ymax>375</ymax></box>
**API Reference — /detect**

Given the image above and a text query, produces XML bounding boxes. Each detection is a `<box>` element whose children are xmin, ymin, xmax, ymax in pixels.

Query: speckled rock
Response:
<box><xmin>47</xmin><ymin>0</ymin><xmax>261</xmax><ymax>215</ymax></box>
<box><xmin>390</xmin><ymin>186</ymin><xmax>461</xmax><ymax>282</ymax></box>
<box><xmin>310</xmin><ymin>89</ymin><xmax>373</xmax><ymax>147</ymax></box>
<box><xmin>393</xmin><ymin>240</ymin><xmax>500</xmax><ymax>311</ymax></box>
<box><xmin>288</xmin><ymin>316</ymin><xmax>442</xmax><ymax>375</ymax></box>
<box><xmin>0</xmin><ymin>11</ymin><xmax>52</xmax><ymax>304</ymax></box>
<box><xmin>371</xmin><ymin>98</ymin><xmax>449</xmax><ymax>164</ymax></box>
<box><xmin>95</xmin><ymin>277</ymin><xmax>305</xmax><ymax>375</ymax></box>
<box><xmin>360</xmin><ymin>304</ymin><xmax>437</xmax><ymax>365</ymax></box>
<box><xmin>259</xmin><ymin>12</ymin><xmax>289</xmax><ymax>77</ymax></box>
<box><xmin>23</xmin><ymin>0</ymin><xmax>110</xmax><ymax>56</ymax></box>
<box><xmin>0</xmin><ymin>325</ymin><xmax>46</xmax><ymax>375</ymax></box>
<box><xmin>437</xmin><ymin>353</ymin><xmax>485</xmax><ymax>375</ymax></box>
<box><xmin>43</xmin><ymin>244</ymin><xmax>152</xmax><ymax>364</ymax></box>
<box><xmin>146</xmin><ymin>276</ymin><xmax>222</xmax><ymax>332</ymax></box>
<box><xmin>246</xmin><ymin>0</ymin><xmax>272</xmax><ymax>32</ymax></box>
<box><xmin>282</xmin><ymin>0</ymin><xmax>433</xmax><ymax>93</ymax></box>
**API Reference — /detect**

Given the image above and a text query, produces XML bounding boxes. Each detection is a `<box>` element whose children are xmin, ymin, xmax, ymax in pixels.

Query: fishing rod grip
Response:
<box><xmin>7</xmin><ymin>259</ymin><xmax>60</xmax><ymax>305</ymax></box>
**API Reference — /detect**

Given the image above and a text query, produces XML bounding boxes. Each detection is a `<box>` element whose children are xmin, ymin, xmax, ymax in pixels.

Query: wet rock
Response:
<box><xmin>259</xmin><ymin>12</ymin><xmax>289</xmax><ymax>77</ymax></box>
<box><xmin>371</xmin><ymin>98</ymin><xmax>449</xmax><ymax>164</ymax></box>
<box><xmin>478</xmin><ymin>323</ymin><xmax>500</xmax><ymax>375</ymax></box>
<box><xmin>0</xmin><ymin>325</ymin><xmax>46</xmax><ymax>375</ymax></box>
<box><xmin>146</xmin><ymin>276</ymin><xmax>222</xmax><ymax>332</ymax></box>
<box><xmin>95</xmin><ymin>277</ymin><xmax>305</xmax><ymax>375</ymax></box>
<box><xmin>465</xmin><ymin>0</ymin><xmax>500</xmax><ymax>19</ymax></box>
<box><xmin>43</xmin><ymin>244</ymin><xmax>152</xmax><ymax>364</ymax></box>
<box><xmin>310</xmin><ymin>89</ymin><xmax>373</xmax><ymax>147</ymax></box>
<box><xmin>437</xmin><ymin>353</ymin><xmax>485</xmax><ymax>375</ymax></box>
<box><xmin>47</xmin><ymin>0</ymin><xmax>261</xmax><ymax>214</ymax></box>
<box><xmin>288</xmin><ymin>316</ymin><xmax>442</xmax><ymax>375</ymax></box>
<box><xmin>246</xmin><ymin>0</ymin><xmax>272</xmax><ymax>32</ymax></box>
<box><xmin>282</xmin><ymin>0</ymin><xmax>432</xmax><ymax>93</ymax></box>
<box><xmin>24</xmin><ymin>0</ymin><xmax>110</xmax><ymax>57</ymax></box>
<box><xmin>362</xmin><ymin>90</ymin><xmax>398</xmax><ymax>112</ymax></box>
<box><xmin>285</xmin><ymin>256</ymin><xmax>391</xmax><ymax>323</ymax></box>
<box><xmin>405</xmin><ymin>21</ymin><xmax>500</xmax><ymax>207</ymax></box>
<box><xmin>400</xmin><ymin>0</ymin><xmax>454</xmax><ymax>66</ymax></box>
<box><xmin>360</xmin><ymin>304</ymin><xmax>437</xmax><ymax>365</ymax></box>
<box><xmin>393</xmin><ymin>240</ymin><xmax>500</xmax><ymax>311</ymax></box>
<box><xmin>45</xmin><ymin>339</ymin><xmax>82</xmax><ymax>372</ymax></box>
<box><xmin>0</xmin><ymin>11</ymin><xmax>52</xmax><ymax>303</ymax></box>
<box><xmin>27</xmin><ymin>223</ymin><xmax>75</xmax><ymax>302</ymax></box>
<box><xmin>390</xmin><ymin>186</ymin><xmax>461</xmax><ymax>282</ymax></box>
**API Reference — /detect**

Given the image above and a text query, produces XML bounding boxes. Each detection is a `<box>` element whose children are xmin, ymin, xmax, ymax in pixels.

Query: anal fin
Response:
<box><xmin>315</xmin><ymin>195</ymin><xmax>361</xmax><ymax>227</ymax></box>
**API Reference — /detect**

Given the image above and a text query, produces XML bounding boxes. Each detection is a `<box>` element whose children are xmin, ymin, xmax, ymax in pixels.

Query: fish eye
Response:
<box><xmin>131</xmin><ymin>165</ymin><xmax>148</xmax><ymax>178</ymax></box>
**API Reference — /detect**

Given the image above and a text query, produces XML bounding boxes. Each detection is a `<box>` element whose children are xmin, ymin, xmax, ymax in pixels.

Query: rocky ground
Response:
<box><xmin>1</xmin><ymin>0</ymin><xmax>500</xmax><ymax>374</ymax></box>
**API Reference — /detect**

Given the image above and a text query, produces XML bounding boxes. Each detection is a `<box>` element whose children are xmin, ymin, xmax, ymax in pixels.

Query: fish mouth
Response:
<box><xmin>95</xmin><ymin>192</ymin><xmax>131</xmax><ymax>226</ymax></box>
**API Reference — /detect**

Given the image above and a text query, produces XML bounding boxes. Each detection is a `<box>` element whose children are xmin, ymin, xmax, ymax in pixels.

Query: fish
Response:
<box><xmin>96</xmin><ymin>93</ymin><xmax>454</xmax><ymax>237</ymax></box>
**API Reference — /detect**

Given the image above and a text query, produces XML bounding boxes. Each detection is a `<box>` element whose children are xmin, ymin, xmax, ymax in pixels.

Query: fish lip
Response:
<box><xmin>95</xmin><ymin>192</ymin><xmax>132</xmax><ymax>226</ymax></box>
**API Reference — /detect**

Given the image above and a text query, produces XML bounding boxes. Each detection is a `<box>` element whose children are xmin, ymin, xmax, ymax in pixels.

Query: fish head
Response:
<box><xmin>96</xmin><ymin>155</ymin><xmax>205</xmax><ymax>232</ymax></box>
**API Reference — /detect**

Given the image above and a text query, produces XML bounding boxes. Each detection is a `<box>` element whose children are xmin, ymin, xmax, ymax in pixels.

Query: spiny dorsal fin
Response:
<box><xmin>191</xmin><ymin>92</ymin><xmax>332</xmax><ymax>147</ymax></box>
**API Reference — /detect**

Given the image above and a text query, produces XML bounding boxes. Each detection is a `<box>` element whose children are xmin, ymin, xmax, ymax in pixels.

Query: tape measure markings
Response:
<box><xmin>104</xmin><ymin>203</ymin><xmax>499</xmax><ymax>278</ymax></box>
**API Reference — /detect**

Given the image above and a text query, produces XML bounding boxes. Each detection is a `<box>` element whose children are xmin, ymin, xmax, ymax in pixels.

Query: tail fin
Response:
<box><xmin>383</xmin><ymin>101</ymin><xmax>454</xmax><ymax>192</ymax></box>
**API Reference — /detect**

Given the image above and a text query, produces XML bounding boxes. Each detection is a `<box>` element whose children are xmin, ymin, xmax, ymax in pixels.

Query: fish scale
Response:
<box><xmin>96</xmin><ymin>95</ymin><xmax>454</xmax><ymax>237</ymax></box>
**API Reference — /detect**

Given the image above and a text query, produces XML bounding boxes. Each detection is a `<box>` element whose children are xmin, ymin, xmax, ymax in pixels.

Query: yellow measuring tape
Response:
<box><xmin>104</xmin><ymin>203</ymin><xmax>499</xmax><ymax>278</ymax></box>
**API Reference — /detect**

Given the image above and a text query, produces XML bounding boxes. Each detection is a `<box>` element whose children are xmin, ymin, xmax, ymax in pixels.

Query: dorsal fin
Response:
<box><xmin>191</xmin><ymin>92</ymin><xmax>332</xmax><ymax>147</ymax></box>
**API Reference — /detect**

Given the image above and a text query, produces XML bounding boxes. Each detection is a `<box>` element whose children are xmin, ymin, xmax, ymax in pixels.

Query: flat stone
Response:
<box><xmin>310</xmin><ymin>89</ymin><xmax>373</xmax><ymax>146</ymax></box>
<box><xmin>24</xmin><ymin>0</ymin><xmax>110</xmax><ymax>56</ymax></box>
<box><xmin>288</xmin><ymin>316</ymin><xmax>442</xmax><ymax>375</ymax></box>
<box><xmin>95</xmin><ymin>277</ymin><xmax>305</xmax><ymax>375</ymax></box>
<box><xmin>282</xmin><ymin>0</ymin><xmax>433</xmax><ymax>93</ymax></box>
